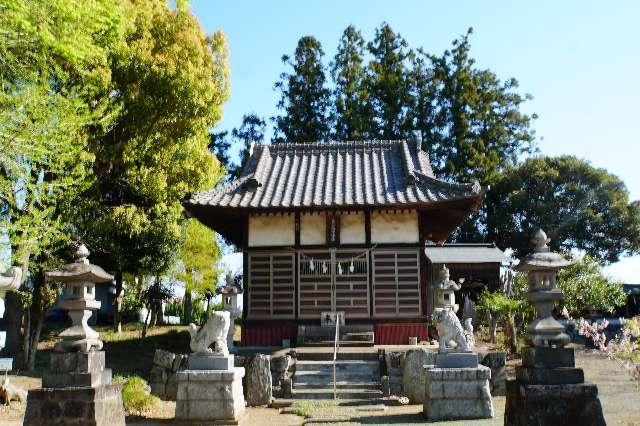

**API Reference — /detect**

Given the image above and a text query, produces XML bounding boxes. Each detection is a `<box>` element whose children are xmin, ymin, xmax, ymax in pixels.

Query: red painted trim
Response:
<box><xmin>374</xmin><ymin>323</ymin><xmax>429</xmax><ymax>345</ymax></box>
<box><xmin>240</xmin><ymin>323</ymin><xmax>297</xmax><ymax>347</ymax></box>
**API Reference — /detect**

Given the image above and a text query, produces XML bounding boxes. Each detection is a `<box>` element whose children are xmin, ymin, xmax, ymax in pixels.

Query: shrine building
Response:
<box><xmin>182</xmin><ymin>139</ymin><xmax>503</xmax><ymax>345</ymax></box>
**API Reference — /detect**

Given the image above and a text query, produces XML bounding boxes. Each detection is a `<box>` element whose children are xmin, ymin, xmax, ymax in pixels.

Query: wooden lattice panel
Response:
<box><xmin>372</xmin><ymin>248</ymin><xmax>421</xmax><ymax>317</ymax></box>
<box><xmin>298</xmin><ymin>249</ymin><xmax>370</xmax><ymax>319</ymax></box>
<box><xmin>247</xmin><ymin>252</ymin><xmax>295</xmax><ymax>319</ymax></box>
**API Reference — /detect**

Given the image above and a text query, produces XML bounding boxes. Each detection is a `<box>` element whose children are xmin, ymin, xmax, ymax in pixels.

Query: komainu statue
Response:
<box><xmin>188</xmin><ymin>311</ymin><xmax>230</xmax><ymax>356</ymax></box>
<box><xmin>435</xmin><ymin>308</ymin><xmax>474</xmax><ymax>352</ymax></box>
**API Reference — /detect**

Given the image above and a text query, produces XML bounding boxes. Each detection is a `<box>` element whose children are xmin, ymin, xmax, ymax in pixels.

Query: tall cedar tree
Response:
<box><xmin>330</xmin><ymin>25</ymin><xmax>372</xmax><ymax>140</ymax></box>
<box><xmin>209</xmin><ymin>113</ymin><xmax>266</xmax><ymax>179</ymax></box>
<box><xmin>0</xmin><ymin>0</ymin><xmax>126</xmax><ymax>369</ymax></box>
<box><xmin>422</xmin><ymin>28</ymin><xmax>536</xmax><ymax>185</ymax></box>
<box><xmin>486</xmin><ymin>156</ymin><xmax>640</xmax><ymax>263</ymax></box>
<box><xmin>273</xmin><ymin>36</ymin><xmax>330</xmax><ymax>143</ymax></box>
<box><xmin>366</xmin><ymin>23</ymin><xmax>412</xmax><ymax>139</ymax></box>
<box><xmin>77</xmin><ymin>0</ymin><xmax>229</xmax><ymax>332</ymax></box>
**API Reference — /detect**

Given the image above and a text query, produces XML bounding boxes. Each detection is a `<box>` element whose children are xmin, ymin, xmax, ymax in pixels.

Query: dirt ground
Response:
<box><xmin>1</xmin><ymin>345</ymin><xmax>639</xmax><ymax>425</ymax></box>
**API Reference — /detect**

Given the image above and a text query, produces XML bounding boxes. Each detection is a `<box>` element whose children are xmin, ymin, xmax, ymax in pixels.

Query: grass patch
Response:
<box><xmin>114</xmin><ymin>375</ymin><xmax>161</xmax><ymax>416</ymax></box>
<box><xmin>290</xmin><ymin>400</ymin><xmax>340</xmax><ymax>417</ymax></box>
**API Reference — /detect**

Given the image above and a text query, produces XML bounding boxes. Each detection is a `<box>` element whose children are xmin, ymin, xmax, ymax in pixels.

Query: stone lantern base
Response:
<box><xmin>23</xmin><ymin>350</ymin><xmax>125</xmax><ymax>426</ymax></box>
<box><xmin>504</xmin><ymin>347</ymin><xmax>605</xmax><ymax>426</ymax></box>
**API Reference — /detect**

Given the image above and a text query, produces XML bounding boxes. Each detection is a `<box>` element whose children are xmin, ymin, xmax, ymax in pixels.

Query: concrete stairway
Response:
<box><xmin>292</xmin><ymin>352</ymin><xmax>382</xmax><ymax>400</ymax></box>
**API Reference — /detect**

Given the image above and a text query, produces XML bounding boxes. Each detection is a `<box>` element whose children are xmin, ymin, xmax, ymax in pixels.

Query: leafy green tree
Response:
<box><xmin>419</xmin><ymin>28</ymin><xmax>536</xmax><ymax>186</ymax></box>
<box><xmin>486</xmin><ymin>156</ymin><xmax>640</xmax><ymax>263</ymax></box>
<box><xmin>477</xmin><ymin>289</ymin><xmax>527</xmax><ymax>353</ymax></box>
<box><xmin>76</xmin><ymin>0</ymin><xmax>229</xmax><ymax>332</ymax></box>
<box><xmin>330</xmin><ymin>25</ymin><xmax>372</xmax><ymax>140</ymax></box>
<box><xmin>366</xmin><ymin>22</ymin><xmax>412</xmax><ymax>139</ymax></box>
<box><xmin>178</xmin><ymin>219</ymin><xmax>221</xmax><ymax>324</ymax></box>
<box><xmin>0</xmin><ymin>0</ymin><xmax>126</xmax><ymax>369</ymax></box>
<box><xmin>557</xmin><ymin>256</ymin><xmax>627</xmax><ymax>317</ymax></box>
<box><xmin>273</xmin><ymin>36</ymin><xmax>331</xmax><ymax>143</ymax></box>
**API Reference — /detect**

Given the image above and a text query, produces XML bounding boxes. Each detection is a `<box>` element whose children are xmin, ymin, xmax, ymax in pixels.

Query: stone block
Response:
<box><xmin>153</xmin><ymin>349</ymin><xmax>175</xmax><ymax>370</ymax></box>
<box><xmin>187</xmin><ymin>353</ymin><xmax>234</xmax><ymax>370</ymax></box>
<box><xmin>402</xmin><ymin>348</ymin><xmax>437</xmax><ymax>403</ymax></box>
<box><xmin>521</xmin><ymin>346</ymin><xmax>575</xmax><ymax>369</ymax></box>
<box><xmin>245</xmin><ymin>354</ymin><xmax>272</xmax><ymax>406</ymax></box>
<box><xmin>481</xmin><ymin>352</ymin><xmax>506</xmax><ymax>396</ymax></box>
<box><xmin>149</xmin><ymin>366</ymin><xmax>167</xmax><ymax>384</ymax></box>
<box><xmin>171</xmin><ymin>354</ymin><xmax>185</xmax><ymax>372</ymax></box>
<box><xmin>516</xmin><ymin>366</ymin><xmax>584</xmax><ymax>385</ymax></box>
<box><xmin>165</xmin><ymin>374</ymin><xmax>178</xmax><ymax>400</ymax></box>
<box><xmin>424</xmin><ymin>397</ymin><xmax>494</xmax><ymax>421</ymax></box>
<box><xmin>436</xmin><ymin>352</ymin><xmax>479</xmax><ymax>368</ymax></box>
<box><xmin>281</xmin><ymin>377</ymin><xmax>292</xmax><ymax>398</ymax></box>
<box><xmin>24</xmin><ymin>384</ymin><xmax>125</xmax><ymax>426</ymax></box>
<box><xmin>423</xmin><ymin>365</ymin><xmax>494</xmax><ymax>421</ymax></box>
<box><xmin>149</xmin><ymin>381</ymin><xmax>165</xmax><ymax>399</ymax></box>
<box><xmin>42</xmin><ymin>369</ymin><xmax>112</xmax><ymax>388</ymax></box>
<box><xmin>175</xmin><ymin>367</ymin><xmax>245</xmax><ymax>423</ymax></box>
<box><xmin>49</xmin><ymin>351</ymin><xmax>105</xmax><ymax>374</ymax></box>
<box><xmin>504</xmin><ymin>379</ymin><xmax>605</xmax><ymax>426</ymax></box>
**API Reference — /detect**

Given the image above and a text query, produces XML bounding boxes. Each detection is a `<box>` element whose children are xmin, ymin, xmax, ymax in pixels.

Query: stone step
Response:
<box><xmin>294</xmin><ymin>370</ymin><xmax>377</xmax><ymax>380</ymax></box>
<box><xmin>295</xmin><ymin>360</ymin><xmax>379</xmax><ymax>372</ymax></box>
<box><xmin>343</xmin><ymin>332</ymin><xmax>374</xmax><ymax>342</ymax></box>
<box><xmin>293</xmin><ymin>380</ymin><xmax>380</xmax><ymax>390</ymax></box>
<box><xmin>296</xmin><ymin>348</ymin><xmax>378</xmax><ymax>361</ymax></box>
<box><xmin>301</xmin><ymin>340</ymin><xmax>374</xmax><ymax>347</ymax></box>
<box><xmin>291</xmin><ymin>388</ymin><xmax>384</xmax><ymax>400</ymax></box>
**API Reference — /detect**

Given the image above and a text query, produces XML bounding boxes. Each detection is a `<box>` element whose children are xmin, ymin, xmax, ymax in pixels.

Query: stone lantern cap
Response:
<box><xmin>218</xmin><ymin>283</ymin><xmax>243</xmax><ymax>295</ymax></box>
<box><xmin>515</xmin><ymin>229</ymin><xmax>572</xmax><ymax>272</ymax></box>
<box><xmin>45</xmin><ymin>245</ymin><xmax>114</xmax><ymax>284</ymax></box>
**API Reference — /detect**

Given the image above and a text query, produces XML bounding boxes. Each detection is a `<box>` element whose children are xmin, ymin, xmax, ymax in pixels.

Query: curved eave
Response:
<box><xmin>182</xmin><ymin>192</ymin><xmax>484</xmax><ymax>247</ymax></box>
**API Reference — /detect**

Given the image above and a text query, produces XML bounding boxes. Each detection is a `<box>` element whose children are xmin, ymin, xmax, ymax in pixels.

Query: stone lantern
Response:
<box><xmin>515</xmin><ymin>229</ymin><xmax>572</xmax><ymax>347</ymax></box>
<box><xmin>435</xmin><ymin>264</ymin><xmax>461</xmax><ymax>312</ymax></box>
<box><xmin>24</xmin><ymin>244</ymin><xmax>125</xmax><ymax>426</ymax></box>
<box><xmin>504</xmin><ymin>229</ymin><xmax>605</xmax><ymax>426</ymax></box>
<box><xmin>219</xmin><ymin>283</ymin><xmax>242</xmax><ymax>353</ymax></box>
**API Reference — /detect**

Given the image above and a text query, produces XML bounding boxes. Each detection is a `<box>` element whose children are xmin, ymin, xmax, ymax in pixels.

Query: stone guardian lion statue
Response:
<box><xmin>188</xmin><ymin>311</ymin><xmax>230</xmax><ymax>356</ymax></box>
<box><xmin>434</xmin><ymin>308</ymin><xmax>474</xmax><ymax>352</ymax></box>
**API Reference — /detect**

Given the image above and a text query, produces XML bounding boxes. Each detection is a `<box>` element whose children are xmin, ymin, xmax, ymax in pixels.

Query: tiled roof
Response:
<box><xmin>184</xmin><ymin>140</ymin><xmax>484</xmax><ymax>210</ymax></box>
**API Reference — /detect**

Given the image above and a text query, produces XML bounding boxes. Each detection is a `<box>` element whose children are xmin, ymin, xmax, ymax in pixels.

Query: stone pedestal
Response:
<box><xmin>23</xmin><ymin>384</ymin><xmax>124</xmax><ymax>426</ymax></box>
<box><xmin>24</xmin><ymin>350</ymin><xmax>125</xmax><ymax>426</ymax></box>
<box><xmin>176</xmin><ymin>367</ymin><xmax>245</xmax><ymax>424</ymax></box>
<box><xmin>505</xmin><ymin>346</ymin><xmax>605</xmax><ymax>426</ymax></box>
<box><xmin>423</xmin><ymin>365</ymin><xmax>494</xmax><ymax>421</ymax></box>
<box><xmin>504</xmin><ymin>380</ymin><xmax>605</xmax><ymax>426</ymax></box>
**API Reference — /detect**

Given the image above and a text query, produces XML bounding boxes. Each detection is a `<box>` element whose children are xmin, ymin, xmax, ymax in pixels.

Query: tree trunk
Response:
<box><xmin>183</xmin><ymin>290</ymin><xmax>192</xmax><ymax>325</ymax></box>
<box><xmin>112</xmin><ymin>270</ymin><xmax>123</xmax><ymax>333</ymax></box>
<box><xmin>506</xmin><ymin>314</ymin><xmax>518</xmax><ymax>354</ymax></box>
<box><xmin>22</xmin><ymin>259</ymin><xmax>48</xmax><ymax>371</ymax></box>
<box><xmin>489</xmin><ymin>314</ymin><xmax>498</xmax><ymax>344</ymax></box>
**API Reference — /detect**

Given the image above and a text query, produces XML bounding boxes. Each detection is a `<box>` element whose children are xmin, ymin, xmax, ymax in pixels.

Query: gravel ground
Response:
<box><xmin>1</xmin><ymin>345</ymin><xmax>638</xmax><ymax>425</ymax></box>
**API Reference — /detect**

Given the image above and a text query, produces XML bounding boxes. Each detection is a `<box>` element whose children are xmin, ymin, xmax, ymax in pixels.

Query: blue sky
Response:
<box><xmin>191</xmin><ymin>0</ymin><xmax>640</xmax><ymax>281</ymax></box>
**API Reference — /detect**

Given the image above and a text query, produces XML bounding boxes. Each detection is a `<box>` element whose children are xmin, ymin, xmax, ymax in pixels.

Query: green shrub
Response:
<box><xmin>114</xmin><ymin>375</ymin><xmax>160</xmax><ymax>415</ymax></box>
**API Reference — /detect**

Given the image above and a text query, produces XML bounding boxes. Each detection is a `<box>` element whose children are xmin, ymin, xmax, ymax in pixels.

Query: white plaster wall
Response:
<box><xmin>300</xmin><ymin>213</ymin><xmax>326</xmax><ymax>245</ymax></box>
<box><xmin>371</xmin><ymin>211</ymin><xmax>419</xmax><ymax>243</ymax></box>
<box><xmin>248</xmin><ymin>214</ymin><xmax>295</xmax><ymax>247</ymax></box>
<box><xmin>340</xmin><ymin>212</ymin><xmax>365</xmax><ymax>244</ymax></box>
